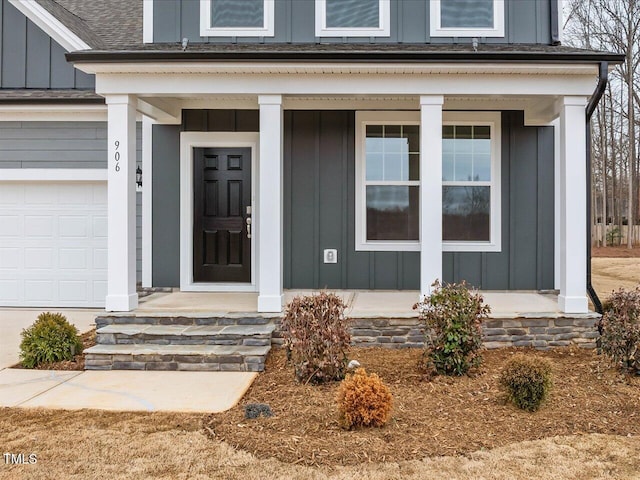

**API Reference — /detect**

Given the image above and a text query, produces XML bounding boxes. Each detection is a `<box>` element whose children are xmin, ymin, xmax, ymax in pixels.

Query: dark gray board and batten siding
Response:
<box><xmin>152</xmin><ymin>109</ymin><xmax>554</xmax><ymax>291</ymax></box>
<box><xmin>0</xmin><ymin>0</ymin><xmax>93</xmax><ymax>89</ymax></box>
<box><xmin>153</xmin><ymin>0</ymin><xmax>554</xmax><ymax>45</ymax></box>
<box><xmin>0</xmin><ymin>121</ymin><xmax>144</xmax><ymax>282</ymax></box>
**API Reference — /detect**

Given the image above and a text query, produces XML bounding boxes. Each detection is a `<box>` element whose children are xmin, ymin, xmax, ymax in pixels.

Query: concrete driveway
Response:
<box><xmin>0</xmin><ymin>308</ymin><xmax>98</xmax><ymax>369</ymax></box>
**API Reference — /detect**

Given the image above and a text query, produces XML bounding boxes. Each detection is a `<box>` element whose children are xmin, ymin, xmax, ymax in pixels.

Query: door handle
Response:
<box><xmin>246</xmin><ymin>217</ymin><xmax>252</xmax><ymax>239</ymax></box>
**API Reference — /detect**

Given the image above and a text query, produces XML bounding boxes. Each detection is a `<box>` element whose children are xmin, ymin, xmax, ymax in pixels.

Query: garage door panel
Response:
<box><xmin>24</xmin><ymin>184</ymin><xmax>54</xmax><ymax>205</ymax></box>
<box><xmin>24</xmin><ymin>216</ymin><xmax>53</xmax><ymax>237</ymax></box>
<box><xmin>93</xmin><ymin>215</ymin><xmax>107</xmax><ymax>238</ymax></box>
<box><xmin>24</xmin><ymin>247</ymin><xmax>53</xmax><ymax>269</ymax></box>
<box><xmin>59</xmin><ymin>281</ymin><xmax>87</xmax><ymax>302</ymax></box>
<box><xmin>24</xmin><ymin>280</ymin><xmax>54</xmax><ymax>302</ymax></box>
<box><xmin>0</xmin><ymin>184</ymin><xmax>21</xmax><ymax>205</ymax></box>
<box><xmin>59</xmin><ymin>248</ymin><xmax>88</xmax><ymax>269</ymax></box>
<box><xmin>0</xmin><ymin>248</ymin><xmax>19</xmax><ymax>269</ymax></box>
<box><xmin>0</xmin><ymin>280</ymin><xmax>19</xmax><ymax>302</ymax></box>
<box><xmin>59</xmin><ymin>215</ymin><xmax>89</xmax><ymax>238</ymax></box>
<box><xmin>0</xmin><ymin>181</ymin><xmax>107</xmax><ymax>307</ymax></box>
<box><xmin>0</xmin><ymin>215</ymin><xmax>20</xmax><ymax>236</ymax></box>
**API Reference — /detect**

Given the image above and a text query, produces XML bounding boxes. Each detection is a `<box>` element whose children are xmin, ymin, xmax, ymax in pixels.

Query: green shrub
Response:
<box><xmin>500</xmin><ymin>355</ymin><xmax>552</xmax><ymax>412</ymax></box>
<box><xmin>336</xmin><ymin>368</ymin><xmax>393</xmax><ymax>429</ymax></box>
<box><xmin>598</xmin><ymin>287</ymin><xmax>640</xmax><ymax>373</ymax></box>
<box><xmin>414</xmin><ymin>280</ymin><xmax>490</xmax><ymax>376</ymax></box>
<box><xmin>20</xmin><ymin>312</ymin><xmax>83</xmax><ymax>368</ymax></box>
<box><xmin>280</xmin><ymin>292</ymin><xmax>350</xmax><ymax>384</ymax></box>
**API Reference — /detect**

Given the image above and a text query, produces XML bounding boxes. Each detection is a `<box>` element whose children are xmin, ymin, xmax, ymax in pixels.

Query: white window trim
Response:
<box><xmin>315</xmin><ymin>0</ymin><xmax>390</xmax><ymax>37</ymax></box>
<box><xmin>355</xmin><ymin>111</ymin><xmax>420</xmax><ymax>252</ymax></box>
<box><xmin>430</xmin><ymin>0</ymin><xmax>505</xmax><ymax>38</ymax></box>
<box><xmin>355</xmin><ymin>111</ymin><xmax>501</xmax><ymax>253</ymax></box>
<box><xmin>442</xmin><ymin>111</ymin><xmax>501</xmax><ymax>252</ymax></box>
<box><xmin>200</xmin><ymin>0</ymin><xmax>275</xmax><ymax>37</ymax></box>
<box><xmin>180</xmin><ymin>132</ymin><xmax>258</xmax><ymax>292</ymax></box>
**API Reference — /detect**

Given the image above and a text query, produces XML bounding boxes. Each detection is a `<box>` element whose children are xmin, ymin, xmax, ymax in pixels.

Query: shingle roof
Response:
<box><xmin>0</xmin><ymin>89</ymin><xmax>104</xmax><ymax>103</ymax></box>
<box><xmin>37</xmin><ymin>0</ymin><xmax>142</xmax><ymax>48</ymax></box>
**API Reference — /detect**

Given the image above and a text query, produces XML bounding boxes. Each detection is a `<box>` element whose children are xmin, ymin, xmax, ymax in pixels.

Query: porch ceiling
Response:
<box><xmin>137</xmin><ymin>94</ymin><xmax>560</xmax><ymax>125</ymax></box>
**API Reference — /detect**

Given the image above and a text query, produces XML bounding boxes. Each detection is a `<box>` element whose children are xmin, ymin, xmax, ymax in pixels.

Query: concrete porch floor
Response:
<box><xmin>132</xmin><ymin>290</ymin><xmax>593</xmax><ymax>318</ymax></box>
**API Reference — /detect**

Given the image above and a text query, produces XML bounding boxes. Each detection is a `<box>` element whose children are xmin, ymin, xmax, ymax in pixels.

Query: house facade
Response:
<box><xmin>0</xmin><ymin>0</ymin><xmax>623</xmax><ymax>314</ymax></box>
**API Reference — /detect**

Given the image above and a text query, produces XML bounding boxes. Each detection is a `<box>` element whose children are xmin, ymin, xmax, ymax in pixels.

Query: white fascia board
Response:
<box><xmin>93</xmin><ymin>71</ymin><xmax>597</xmax><ymax>98</ymax></box>
<box><xmin>8</xmin><ymin>0</ymin><xmax>91</xmax><ymax>51</ymax></box>
<box><xmin>0</xmin><ymin>104</ymin><xmax>106</xmax><ymax>121</ymax></box>
<box><xmin>0</xmin><ymin>168</ymin><xmax>107</xmax><ymax>182</ymax></box>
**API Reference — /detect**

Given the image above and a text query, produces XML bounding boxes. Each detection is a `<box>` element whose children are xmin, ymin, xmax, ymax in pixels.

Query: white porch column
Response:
<box><xmin>420</xmin><ymin>95</ymin><xmax>445</xmax><ymax>297</ymax></box>
<box><xmin>558</xmin><ymin>96</ymin><xmax>588</xmax><ymax>313</ymax></box>
<box><xmin>257</xmin><ymin>94</ymin><xmax>284</xmax><ymax>312</ymax></box>
<box><xmin>105</xmin><ymin>95</ymin><xmax>138</xmax><ymax>312</ymax></box>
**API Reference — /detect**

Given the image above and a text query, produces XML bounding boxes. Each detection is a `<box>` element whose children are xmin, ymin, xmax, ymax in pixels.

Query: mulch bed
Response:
<box><xmin>593</xmin><ymin>246</ymin><xmax>640</xmax><ymax>258</ymax></box>
<box><xmin>13</xmin><ymin>329</ymin><xmax>96</xmax><ymax>371</ymax></box>
<box><xmin>205</xmin><ymin>346</ymin><xmax>640</xmax><ymax>467</ymax></box>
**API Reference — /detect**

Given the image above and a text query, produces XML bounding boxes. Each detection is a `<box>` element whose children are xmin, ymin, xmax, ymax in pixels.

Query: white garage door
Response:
<box><xmin>0</xmin><ymin>181</ymin><xmax>107</xmax><ymax>307</ymax></box>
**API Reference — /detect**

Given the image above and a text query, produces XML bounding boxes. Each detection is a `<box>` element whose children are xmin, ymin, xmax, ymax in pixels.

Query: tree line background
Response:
<box><xmin>564</xmin><ymin>0</ymin><xmax>639</xmax><ymax>247</ymax></box>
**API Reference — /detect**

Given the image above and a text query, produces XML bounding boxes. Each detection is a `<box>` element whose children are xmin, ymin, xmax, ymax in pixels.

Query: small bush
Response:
<box><xmin>280</xmin><ymin>292</ymin><xmax>350</xmax><ymax>384</ymax></box>
<box><xmin>336</xmin><ymin>368</ymin><xmax>392</xmax><ymax>429</ymax></box>
<box><xmin>598</xmin><ymin>287</ymin><xmax>640</xmax><ymax>373</ymax></box>
<box><xmin>500</xmin><ymin>355</ymin><xmax>552</xmax><ymax>412</ymax></box>
<box><xmin>20</xmin><ymin>312</ymin><xmax>83</xmax><ymax>368</ymax></box>
<box><xmin>414</xmin><ymin>280</ymin><xmax>490</xmax><ymax>376</ymax></box>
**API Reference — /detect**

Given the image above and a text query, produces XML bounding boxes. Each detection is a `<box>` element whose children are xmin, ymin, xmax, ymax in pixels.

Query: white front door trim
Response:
<box><xmin>180</xmin><ymin>132</ymin><xmax>258</xmax><ymax>292</ymax></box>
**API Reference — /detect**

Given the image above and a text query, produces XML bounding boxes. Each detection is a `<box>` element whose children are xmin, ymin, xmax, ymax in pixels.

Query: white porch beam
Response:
<box><xmin>257</xmin><ymin>95</ymin><xmax>284</xmax><ymax>313</ymax></box>
<box><xmin>420</xmin><ymin>95</ymin><xmax>445</xmax><ymax>297</ymax></box>
<box><xmin>105</xmin><ymin>95</ymin><xmax>139</xmax><ymax>312</ymax></box>
<box><xmin>94</xmin><ymin>72</ymin><xmax>596</xmax><ymax>98</ymax></box>
<box><xmin>136</xmin><ymin>98</ymin><xmax>182</xmax><ymax>124</ymax></box>
<box><xmin>558</xmin><ymin>96</ymin><xmax>588</xmax><ymax>313</ymax></box>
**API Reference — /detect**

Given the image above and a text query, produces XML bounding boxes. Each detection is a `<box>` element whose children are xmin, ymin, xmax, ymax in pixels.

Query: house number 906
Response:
<box><xmin>114</xmin><ymin>140</ymin><xmax>121</xmax><ymax>172</ymax></box>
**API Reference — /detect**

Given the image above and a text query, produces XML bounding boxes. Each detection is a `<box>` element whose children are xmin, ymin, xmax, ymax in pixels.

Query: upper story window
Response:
<box><xmin>200</xmin><ymin>0</ymin><xmax>275</xmax><ymax>37</ymax></box>
<box><xmin>316</xmin><ymin>0</ymin><xmax>390</xmax><ymax>37</ymax></box>
<box><xmin>430</xmin><ymin>0</ymin><xmax>505</xmax><ymax>37</ymax></box>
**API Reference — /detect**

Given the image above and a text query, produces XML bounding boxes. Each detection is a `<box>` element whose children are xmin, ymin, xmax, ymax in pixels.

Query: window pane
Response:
<box><xmin>441</xmin><ymin>0</ymin><xmax>494</xmax><ymax>29</ymax></box>
<box><xmin>367</xmin><ymin>186</ymin><xmax>419</xmax><ymax>241</ymax></box>
<box><xmin>366</xmin><ymin>153</ymin><xmax>384</xmax><ymax>181</ymax></box>
<box><xmin>326</xmin><ymin>0</ymin><xmax>380</xmax><ymax>28</ymax></box>
<box><xmin>442</xmin><ymin>124</ymin><xmax>492</xmax><ymax>182</ymax></box>
<box><xmin>366</xmin><ymin>124</ymin><xmax>419</xmax><ymax>181</ymax></box>
<box><xmin>211</xmin><ymin>0</ymin><xmax>264</xmax><ymax>28</ymax></box>
<box><xmin>443</xmin><ymin>186</ymin><xmax>490</xmax><ymax>241</ymax></box>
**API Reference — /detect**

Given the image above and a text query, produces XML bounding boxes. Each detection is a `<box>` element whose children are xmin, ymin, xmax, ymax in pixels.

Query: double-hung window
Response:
<box><xmin>316</xmin><ymin>0</ymin><xmax>390</xmax><ymax>37</ymax></box>
<box><xmin>430</xmin><ymin>0</ymin><xmax>505</xmax><ymax>37</ymax></box>
<box><xmin>355</xmin><ymin>111</ymin><xmax>501</xmax><ymax>252</ymax></box>
<box><xmin>200</xmin><ymin>0</ymin><xmax>275</xmax><ymax>37</ymax></box>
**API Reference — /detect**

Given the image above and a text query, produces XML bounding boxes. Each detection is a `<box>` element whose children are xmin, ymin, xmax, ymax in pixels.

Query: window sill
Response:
<box><xmin>355</xmin><ymin>241</ymin><xmax>502</xmax><ymax>253</ymax></box>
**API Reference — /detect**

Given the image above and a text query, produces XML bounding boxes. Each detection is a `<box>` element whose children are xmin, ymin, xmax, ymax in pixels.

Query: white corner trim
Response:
<box><xmin>430</xmin><ymin>0</ymin><xmax>505</xmax><ymax>38</ymax></box>
<box><xmin>141</xmin><ymin>116</ymin><xmax>154</xmax><ymax>288</ymax></box>
<box><xmin>8</xmin><ymin>0</ymin><xmax>91</xmax><ymax>51</ymax></box>
<box><xmin>315</xmin><ymin>0</ymin><xmax>390</xmax><ymax>37</ymax></box>
<box><xmin>143</xmin><ymin>0</ymin><xmax>154</xmax><ymax>43</ymax></box>
<box><xmin>0</xmin><ymin>104</ymin><xmax>106</xmax><ymax>122</ymax></box>
<box><xmin>200</xmin><ymin>0</ymin><xmax>275</xmax><ymax>37</ymax></box>
<box><xmin>0</xmin><ymin>168</ymin><xmax>107</xmax><ymax>182</ymax></box>
<box><xmin>179</xmin><ymin>132</ymin><xmax>258</xmax><ymax>292</ymax></box>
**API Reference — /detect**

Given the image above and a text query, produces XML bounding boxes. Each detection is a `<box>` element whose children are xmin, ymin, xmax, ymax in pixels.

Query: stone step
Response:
<box><xmin>96</xmin><ymin>324</ymin><xmax>274</xmax><ymax>347</ymax></box>
<box><xmin>84</xmin><ymin>344</ymin><xmax>270</xmax><ymax>372</ymax></box>
<box><xmin>95</xmin><ymin>315</ymin><xmax>277</xmax><ymax>328</ymax></box>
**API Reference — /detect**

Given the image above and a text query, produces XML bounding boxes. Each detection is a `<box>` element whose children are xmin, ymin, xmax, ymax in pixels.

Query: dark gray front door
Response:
<box><xmin>193</xmin><ymin>147</ymin><xmax>251</xmax><ymax>283</ymax></box>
